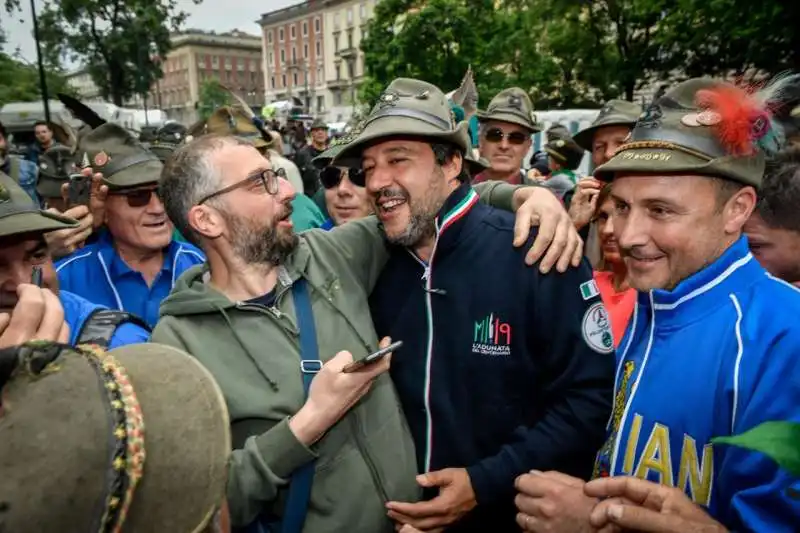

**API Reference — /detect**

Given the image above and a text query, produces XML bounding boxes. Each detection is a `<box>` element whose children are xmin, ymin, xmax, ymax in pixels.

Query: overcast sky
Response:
<box><xmin>3</xmin><ymin>0</ymin><xmax>301</xmax><ymax>68</ymax></box>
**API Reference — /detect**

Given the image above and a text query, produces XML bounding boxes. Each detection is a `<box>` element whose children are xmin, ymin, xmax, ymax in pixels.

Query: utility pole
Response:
<box><xmin>30</xmin><ymin>0</ymin><xmax>51</xmax><ymax>123</ymax></box>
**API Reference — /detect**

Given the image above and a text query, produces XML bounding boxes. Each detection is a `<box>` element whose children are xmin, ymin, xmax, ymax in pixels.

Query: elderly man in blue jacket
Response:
<box><xmin>0</xmin><ymin>172</ymin><xmax>149</xmax><ymax>348</ymax></box>
<box><xmin>514</xmin><ymin>78</ymin><xmax>800</xmax><ymax>533</ymax></box>
<box><xmin>55</xmin><ymin>123</ymin><xmax>205</xmax><ymax>327</ymax></box>
<box><xmin>332</xmin><ymin>78</ymin><xmax>615</xmax><ymax>533</ymax></box>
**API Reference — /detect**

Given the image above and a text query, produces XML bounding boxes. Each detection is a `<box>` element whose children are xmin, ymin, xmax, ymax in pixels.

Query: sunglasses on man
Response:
<box><xmin>108</xmin><ymin>187</ymin><xmax>159</xmax><ymax>208</ymax></box>
<box><xmin>483</xmin><ymin>128</ymin><xmax>530</xmax><ymax>145</ymax></box>
<box><xmin>320</xmin><ymin>166</ymin><xmax>366</xmax><ymax>189</ymax></box>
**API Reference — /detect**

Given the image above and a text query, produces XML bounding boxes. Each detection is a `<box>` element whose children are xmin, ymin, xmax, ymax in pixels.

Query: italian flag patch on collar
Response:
<box><xmin>580</xmin><ymin>280</ymin><xmax>599</xmax><ymax>300</ymax></box>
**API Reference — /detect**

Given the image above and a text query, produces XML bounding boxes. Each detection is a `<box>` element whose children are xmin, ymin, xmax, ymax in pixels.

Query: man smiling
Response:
<box><xmin>334</xmin><ymin>78</ymin><xmax>612</xmax><ymax>533</ymax></box>
<box><xmin>56</xmin><ymin>123</ymin><xmax>205</xmax><ymax>327</ymax></box>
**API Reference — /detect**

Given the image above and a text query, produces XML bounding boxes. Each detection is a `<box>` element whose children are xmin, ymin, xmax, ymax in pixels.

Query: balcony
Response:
<box><xmin>336</xmin><ymin>47</ymin><xmax>357</xmax><ymax>59</ymax></box>
<box><xmin>327</xmin><ymin>78</ymin><xmax>349</xmax><ymax>90</ymax></box>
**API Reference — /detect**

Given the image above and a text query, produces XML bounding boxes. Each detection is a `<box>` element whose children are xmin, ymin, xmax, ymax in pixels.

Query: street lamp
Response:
<box><xmin>30</xmin><ymin>0</ymin><xmax>51</xmax><ymax>122</ymax></box>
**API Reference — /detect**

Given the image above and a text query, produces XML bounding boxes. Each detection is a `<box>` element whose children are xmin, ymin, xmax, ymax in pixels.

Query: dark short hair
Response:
<box><xmin>430</xmin><ymin>141</ymin><xmax>470</xmax><ymax>183</ymax></box>
<box><xmin>34</xmin><ymin>121</ymin><xmax>52</xmax><ymax>131</ymax></box>
<box><xmin>756</xmin><ymin>148</ymin><xmax>800</xmax><ymax>232</ymax></box>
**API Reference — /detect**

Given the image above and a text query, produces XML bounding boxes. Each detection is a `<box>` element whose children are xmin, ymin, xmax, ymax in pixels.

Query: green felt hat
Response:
<box><xmin>478</xmin><ymin>87</ymin><xmax>540</xmax><ymax>133</ymax></box>
<box><xmin>333</xmin><ymin>78</ymin><xmax>472</xmax><ymax>163</ymax></box>
<box><xmin>574</xmin><ymin>99</ymin><xmax>641</xmax><ymax>151</ymax></box>
<box><xmin>77</xmin><ymin>123</ymin><xmax>164</xmax><ymax>190</ymax></box>
<box><xmin>0</xmin><ymin>342</ymin><xmax>231</xmax><ymax>532</ymax></box>
<box><xmin>188</xmin><ymin>106</ymin><xmax>271</xmax><ymax>149</ymax></box>
<box><xmin>310</xmin><ymin>118</ymin><xmax>328</xmax><ymax>131</ymax></box>
<box><xmin>36</xmin><ymin>145</ymin><xmax>76</xmax><ymax>199</ymax></box>
<box><xmin>595</xmin><ymin>78</ymin><xmax>771</xmax><ymax>187</ymax></box>
<box><xmin>545</xmin><ymin>136</ymin><xmax>585</xmax><ymax>171</ymax></box>
<box><xmin>0</xmin><ymin>171</ymin><xmax>78</xmax><ymax>238</ymax></box>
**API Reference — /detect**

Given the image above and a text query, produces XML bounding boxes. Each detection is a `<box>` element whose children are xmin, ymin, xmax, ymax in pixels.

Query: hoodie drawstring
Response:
<box><xmin>214</xmin><ymin>302</ymin><xmax>280</xmax><ymax>391</ymax></box>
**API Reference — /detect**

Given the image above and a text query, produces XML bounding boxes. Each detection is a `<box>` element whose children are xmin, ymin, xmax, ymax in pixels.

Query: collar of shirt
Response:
<box><xmin>95</xmin><ymin>229</ymin><xmax>177</xmax><ymax>282</ymax></box>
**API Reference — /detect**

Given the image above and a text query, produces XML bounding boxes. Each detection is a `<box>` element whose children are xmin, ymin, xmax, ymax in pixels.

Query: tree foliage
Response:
<box><xmin>197</xmin><ymin>79</ymin><xmax>232</xmax><ymax>120</ymax></box>
<box><xmin>361</xmin><ymin>0</ymin><xmax>798</xmax><ymax>110</ymax></box>
<box><xmin>32</xmin><ymin>0</ymin><xmax>199</xmax><ymax>106</ymax></box>
<box><xmin>0</xmin><ymin>50</ymin><xmax>75</xmax><ymax>108</ymax></box>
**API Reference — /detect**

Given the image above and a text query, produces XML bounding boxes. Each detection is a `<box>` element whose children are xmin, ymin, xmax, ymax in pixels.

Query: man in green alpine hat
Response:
<box><xmin>542</xmin><ymin>136</ymin><xmax>585</xmax><ymax>201</ymax></box>
<box><xmin>194</xmin><ymin>106</ymin><xmax>326</xmax><ymax>231</ymax></box>
<box><xmin>514</xmin><ymin>76</ymin><xmax>800</xmax><ymax>533</ymax></box>
<box><xmin>332</xmin><ymin>77</ymin><xmax>610</xmax><ymax>533</ymax></box>
<box><xmin>474</xmin><ymin>88</ymin><xmax>540</xmax><ymax>185</ymax></box>
<box><xmin>55</xmin><ymin>122</ymin><xmax>205</xmax><ymax>327</ymax></box>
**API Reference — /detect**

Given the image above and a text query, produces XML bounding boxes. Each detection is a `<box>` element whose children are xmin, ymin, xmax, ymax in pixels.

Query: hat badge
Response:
<box><xmin>680</xmin><ymin>110</ymin><xmax>722</xmax><ymax>128</ymax></box>
<box><xmin>40</xmin><ymin>162</ymin><xmax>48</xmax><ymax>170</ymax></box>
<box><xmin>378</xmin><ymin>91</ymin><xmax>400</xmax><ymax>108</ymax></box>
<box><xmin>94</xmin><ymin>151</ymin><xmax>110</xmax><ymax>167</ymax></box>
<box><xmin>507</xmin><ymin>95</ymin><xmax>522</xmax><ymax>110</ymax></box>
<box><xmin>638</xmin><ymin>103</ymin><xmax>663</xmax><ymax>129</ymax></box>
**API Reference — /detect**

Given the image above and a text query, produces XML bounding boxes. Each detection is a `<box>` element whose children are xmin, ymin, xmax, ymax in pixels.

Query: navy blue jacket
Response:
<box><xmin>370</xmin><ymin>184</ymin><xmax>615</xmax><ymax>532</ymax></box>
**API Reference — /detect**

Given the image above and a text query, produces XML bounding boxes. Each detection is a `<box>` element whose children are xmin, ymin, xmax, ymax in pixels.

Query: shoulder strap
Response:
<box><xmin>280</xmin><ymin>278</ymin><xmax>319</xmax><ymax>533</ymax></box>
<box><xmin>76</xmin><ymin>309</ymin><xmax>151</xmax><ymax>348</ymax></box>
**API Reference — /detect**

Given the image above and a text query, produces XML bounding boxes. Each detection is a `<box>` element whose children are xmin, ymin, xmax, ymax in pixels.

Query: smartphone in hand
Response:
<box><xmin>67</xmin><ymin>174</ymin><xmax>92</xmax><ymax>206</ymax></box>
<box><xmin>342</xmin><ymin>340</ymin><xmax>403</xmax><ymax>373</ymax></box>
<box><xmin>31</xmin><ymin>266</ymin><xmax>43</xmax><ymax>287</ymax></box>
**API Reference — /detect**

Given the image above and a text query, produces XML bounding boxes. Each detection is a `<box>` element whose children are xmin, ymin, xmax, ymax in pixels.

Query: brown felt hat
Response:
<box><xmin>77</xmin><ymin>123</ymin><xmax>164</xmax><ymax>190</ymax></box>
<box><xmin>0</xmin><ymin>342</ymin><xmax>231</xmax><ymax>533</ymax></box>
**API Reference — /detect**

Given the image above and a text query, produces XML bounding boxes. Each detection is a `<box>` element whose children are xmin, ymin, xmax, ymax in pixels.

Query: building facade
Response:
<box><xmin>259</xmin><ymin>0</ymin><xmax>378</xmax><ymax>124</ymax></box>
<box><xmin>65</xmin><ymin>68</ymin><xmax>103</xmax><ymax>101</ymax></box>
<box><xmin>139</xmin><ymin>30</ymin><xmax>265</xmax><ymax>125</ymax></box>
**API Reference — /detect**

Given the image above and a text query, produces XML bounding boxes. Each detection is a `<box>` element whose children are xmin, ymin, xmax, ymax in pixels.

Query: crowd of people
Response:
<box><xmin>0</xmin><ymin>69</ymin><xmax>799</xmax><ymax>533</ymax></box>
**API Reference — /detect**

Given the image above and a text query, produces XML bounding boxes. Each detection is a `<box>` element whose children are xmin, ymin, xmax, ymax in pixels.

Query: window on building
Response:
<box><xmin>197</xmin><ymin>56</ymin><xmax>205</xmax><ymax>68</ymax></box>
<box><xmin>280</xmin><ymin>49</ymin><xmax>285</xmax><ymax>62</ymax></box>
<box><xmin>360</xmin><ymin>3</ymin><xmax>366</xmax><ymax>17</ymax></box>
<box><xmin>279</xmin><ymin>28</ymin><xmax>284</xmax><ymax>41</ymax></box>
<box><xmin>315</xmin><ymin>41</ymin><xmax>321</xmax><ymax>56</ymax></box>
<box><xmin>303</xmin><ymin>44</ymin><xmax>308</xmax><ymax>58</ymax></box>
<box><xmin>268</xmin><ymin>52</ymin><xmax>274</xmax><ymax>66</ymax></box>
<box><xmin>334</xmin><ymin>33</ymin><xmax>339</xmax><ymax>53</ymax></box>
<box><xmin>282</xmin><ymin>74</ymin><xmax>287</xmax><ymax>87</ymax></box>
<box><xmin>347</xmin><ymin>30</ymin><xmax>353</xmax><ymax>49</ymax></box>
<box><xmin>238</xmin><ymin>71</ymin><xmax>245</xmax><ymax>83</ymax></box>
<box><xmin>315</xmin><ymin>18</ymin><xmax>321</xmax><ymax>33</ymax></box>
<box><xmin>317</xmin><ymin>67</ymin><xmax>323</xmax><ymax>85</ymax></box>
<box><xmin>292</xmin><ymin>47</ymin><xmax>296</xmax><ymax>62</ymax></box>
<box><xmin>211</xmin><ymin>55</ymin><xmax>219</xmax><ymax>68</ymax></box>
<box><xmin>238</xmin><ymin>58</ymin><xmax>245</xmax><ymax>71</ymax></box>
<box><xmin>347</xmin><ymin>8</ymin><xmax>353</xmax><ymax>24</ymax></box>
<box><xmin>334</xmin><ymin>91</ymin><xmax>342</xmax><ymax>106</ymax></box>
<box><xmin>303</xmin><ymin>21</ymin><xmax>308</xmax><ymax>36</ymax></box>
<box><xmin>334</xmin><ymin>13</ymin><xmax>340</xmax><ymax>29</ymax></box>
<box><xmin>293</xmin><ymin>72</ymin><xmax>298</xmax><ymax>85</ymax></box>
<box><xmin>317</xmin><ymin>96</ymin><xmax>324</xmax><ymax>112</ymax></box>
<box><xmin>335</xmin><ymin>63</ymin><xmax>340</xmax><ymax>80</ymax></box>
<box><xmin>251</xmin><ymin>72</ymin><xmax>257</xmax><ymax>83</ymax></box>
<box><xmin>271</xmin><ymin>76</ymin><xmax>275</xmax><ymax>88</ymax></box>
<box><xmin>290</xmin><ymin>25</ymin><xmax>296</xmax><ymax>39</ymax></box>
<box><xmin>224</xmin><ymin>57</ymin><xmax>232</xmax><ymax>70</ymax></box>
<box><xmin>267</xmin><ymin>30</ymin><xmax>273</xmax><ymax>44</ymax></box>
<box><xmin>250</xmin><ymin>59</ymin><xmax>258</xmax><ymax>72</ymax></box>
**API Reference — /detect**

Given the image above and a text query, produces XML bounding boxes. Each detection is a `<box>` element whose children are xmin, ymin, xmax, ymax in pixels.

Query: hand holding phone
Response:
<box><xmin>342</xmin><ymin>340</ymin><xmax>403</xmax><ymax>373</ymax></box>
<box><xmin>67</xmin><ymin>174</ymin><xmax>92</xmax><ymax>206</ymax></box>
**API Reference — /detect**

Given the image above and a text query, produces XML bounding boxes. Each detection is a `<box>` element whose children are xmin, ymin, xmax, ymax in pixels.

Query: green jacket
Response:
<box><xmin>151</xmin><ymin>181</ymin><xmax>518</xmax><ymax>531</ymax></box>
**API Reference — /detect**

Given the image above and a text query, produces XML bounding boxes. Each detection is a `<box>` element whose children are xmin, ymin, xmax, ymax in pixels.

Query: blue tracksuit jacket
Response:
<box><xmin>593</xmin><ymin>236</ymin><xmax>800</xmax><ymax>531</ymax></box>
<box><xmin>369</xmin><ymin>183</ymin><xmax>616</xmax><ymax>532</ymax></box>
<box><xmin>55</xmin><ymin>230</ymin><xmax>205</xmax><ymax>327</ymax></box>
<box><xmin>61</xmin><ymin>290</ymin><xmax>150</xmax><ymax>348</ymax></box>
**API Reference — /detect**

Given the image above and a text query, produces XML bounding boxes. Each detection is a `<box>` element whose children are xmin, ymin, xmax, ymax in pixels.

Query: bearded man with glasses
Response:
<box><xmin>473</xmin><ymin>88</ymin><xmax>540</xmax><ymax>186</ymax></box>
<box><xmin>55</xmin><ymin>123</ymin><xmax>205</xmax><ymax>327</ymax></box>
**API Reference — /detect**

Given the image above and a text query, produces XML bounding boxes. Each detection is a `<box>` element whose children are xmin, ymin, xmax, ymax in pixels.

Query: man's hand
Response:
<box><xmin>584</xmin><ymin>477</ymin><xmax>728</xmax><ymax>533</ymax></box>
<box><xmin>289</xmin><ymin>337</ymin><xmax>394</xmax><ymax>445</ymax></box>
<box><xmin>61</xmin><ymin>167</ymin><xmax>109</xmax><ymax>230</ymax></box>
<box><xmin>514</xmin><ymin>470</ymin><xmax>597</xmax><ymax>533</ymax></box>
<box><xmin>396</xmin><ymin>525</ymin><xmax>443</xmax><ymax>533</ymax></box>
<box><xmin>511</xmin><ymin>187</ymin><xmax>584</xmax><ymax>273</ymax></box>
<box><xmin>44</xmin><ymin>204</ymin><xmax>93</xmax><ymax>259</ymax></box>
<box><xmin>386</xmin><ymin>468</ymin><xmax>476</xmax><ymax>530</ymax></box>
<box><xmin>0</xmin><ymin>284</ymin><xmax>70</xmax><ymax>348</ymax></box>
<box><xmin>568</xmin><ymin>178</ymin><xmax>603</xmax><ymax>230</ymax></box>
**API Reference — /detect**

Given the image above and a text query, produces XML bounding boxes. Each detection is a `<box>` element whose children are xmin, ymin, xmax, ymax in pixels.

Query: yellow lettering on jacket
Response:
<box><xmin>677</xmin><ymin>434</ymin><xmax>714</xmax><ymax>506</ymax></box>
<box><xmin>623</xmin><ymin>413</ymin><xmax>643</xmax><ymax>474</ymax></box>
<box><xmin>634</xmin><ymin>423</ymin><xmax>674</xmax><ymax>486</ymax></box>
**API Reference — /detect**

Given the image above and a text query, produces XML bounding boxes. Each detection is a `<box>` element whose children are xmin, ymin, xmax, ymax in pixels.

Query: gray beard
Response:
<box><xmin>223</xmin><ymin>210</ymin><xmax>298</xmax><ymax>266</ymax></box>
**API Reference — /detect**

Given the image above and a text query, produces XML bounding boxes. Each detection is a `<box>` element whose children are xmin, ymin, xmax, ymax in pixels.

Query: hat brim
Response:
<box><xmin>312</xmin><ymin>143</ymin><xmax>347</xmax><ymax>169</ymax></box>
<box><xmin>544</xmin><ymin>147</ymin><xmax>567</xmax><ymax>164</ymax></box>
<box><xmin>109</xmin><ymin>343</ymin><xmax>231</xmax><ymax>532</ymax></box>
<box><xmin>477</xmin><ymin>111</ymin><xmax>540</xmax><ymax>133</ymax></box>
<box><xmin>103</xmin><ymin>159</ymin><xmax>164</xmax><ymax>189</ymax></box>
<box><xmin>0</xmin><ymin>210</ymin><xmax>79</xmax><ymax>238</ymax></box>
<box><xmin>333</xmin><ymin>118</ymin><xmax>471</xmax><ymax>165</ymax></box>
<box><xmin>464</xmin><ymin>155</ymin><xmax>490</xmax><ymax>175</ymax></box>
<box><xmin>594</xmin><ymin>146</ymin><xmax>763</xmax><ymax>186</ymax></box>
<box><xmin>574</xmin><ymin>118</ymin><xmax>636</xmax><ymax>151</ymax></box>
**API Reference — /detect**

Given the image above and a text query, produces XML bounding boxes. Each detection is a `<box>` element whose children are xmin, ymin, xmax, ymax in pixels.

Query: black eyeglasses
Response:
<box><xmin>320</xmin><ymin>166</ymin><xmax>366</xmax><ymax>189</ymax></box>
<box><xmin>108</xmin><ymin>187</ymin><xmax>158</xmax><ymax>208</ymax></box>
<box><xmin>198</xmin><ymin>167</ymin><xmax>287</xmax><ymax>205</ymax></box>
<box><xmin>484</xmin><ymin>128</ymin><xmax>529</xmax><ymax>145</ymax></box>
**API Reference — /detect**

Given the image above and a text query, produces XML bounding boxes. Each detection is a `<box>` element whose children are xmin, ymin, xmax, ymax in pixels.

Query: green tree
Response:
<box><xmin>32</xmin><ymin>0</ymin><xmax>200</xmax><ymax>106</ymax></box>
<box><xmin>197</xmin><ymin>79</ymin><xmax>232</xmax><ymax>120</ymax></box>
<box><xmin>0</xmin><ymin>50</ymin><xmax>76</xmax><ymax>107</ymax></box>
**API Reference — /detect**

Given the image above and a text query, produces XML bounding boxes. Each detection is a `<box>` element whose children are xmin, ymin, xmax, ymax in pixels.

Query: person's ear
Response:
<box><xmin>189</xmin><ymin>205</ymin><xmax>224</xmax><ymax>240</ymax></box>
<box><xmin>724</xmin><ymin>186</ymin><xmax>757</xmax><ymax>235</ymax></box>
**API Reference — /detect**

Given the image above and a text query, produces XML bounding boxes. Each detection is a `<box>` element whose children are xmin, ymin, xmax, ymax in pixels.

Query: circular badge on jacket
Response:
<box><xmin>582</xmin><ymin>302</ymin><xmax>614</xmax><ymax>354</ymax></box>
